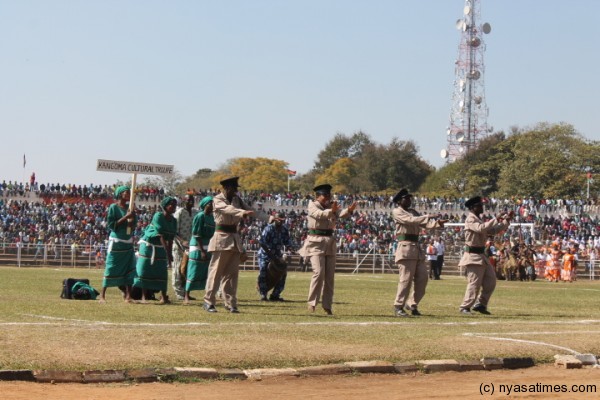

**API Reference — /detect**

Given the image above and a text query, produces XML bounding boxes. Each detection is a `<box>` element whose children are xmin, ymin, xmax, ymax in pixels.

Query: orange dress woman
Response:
<box><xmin>546</xmin><ymin>244</ymin><xmax>562</xmax><ymax>282</ymax></box>
<box><xmin>561</xmin><ymin>250</ymin><xmax>575</xmax><ymax>282</ymax></box>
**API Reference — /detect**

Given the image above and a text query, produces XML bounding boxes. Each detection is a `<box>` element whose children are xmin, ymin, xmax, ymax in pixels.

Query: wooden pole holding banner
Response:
<box><xmin>96</xmin><ymin>159</ymin><xmax>174</xmax><ymax>234</ymax></box>
<box><xmin>126</xmin><ymin>173</ymin><xmax>137</xmax><ymax>235</ymax></box>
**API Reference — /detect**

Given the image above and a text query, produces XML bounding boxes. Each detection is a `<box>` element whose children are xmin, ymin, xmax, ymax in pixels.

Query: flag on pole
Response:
<box><xmin>286</xmin><ymin>169</ymin><xmax>297</xmax><ymax>176</ymax></box>
<box><xmin>23</xmin><ymin>154</ymin><xmax>26</xmax><ymax>168</ymax></box>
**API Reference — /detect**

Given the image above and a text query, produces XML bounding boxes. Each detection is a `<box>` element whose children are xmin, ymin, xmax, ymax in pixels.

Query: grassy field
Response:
<box><xmin>0</xmin><ymin>266</ymin><xmax>599</xmax><ymax>371</ymax></box>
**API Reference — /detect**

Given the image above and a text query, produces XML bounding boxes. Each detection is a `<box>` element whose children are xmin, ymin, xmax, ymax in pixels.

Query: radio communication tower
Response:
<box><xmin>441</xmin><ymin>0</ymin><xmax>492</xmax><ymax>161</ymax></box>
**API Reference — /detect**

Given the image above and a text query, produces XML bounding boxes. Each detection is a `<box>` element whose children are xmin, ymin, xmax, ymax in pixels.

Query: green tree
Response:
<box><xmin>316</xmin><ymin>158</ymin><xmax>357</xmax><ymax>193</ymax></box>
<box><xmin>311</xmin><ymin>132</ymin><xmax>433</xmax><ymax>193</ymax></box>
<box><xmin>421</xmin><ymin>123</ymin><xmax>599</xmax><ymax>199</ymax></box>
<box><xmin>353</xmin><ymin>138</ymin><xmax>432</xmax><ymax>192</ymax></box>
<box><xmin>496</xmin><ymin>123</ymin><xmax>592</xmax><ymax>198</ymax></box>
<box><xmin>314</xmin><ymin>131</ymin><xmax>373</xmax><ymax>171</ymax></box>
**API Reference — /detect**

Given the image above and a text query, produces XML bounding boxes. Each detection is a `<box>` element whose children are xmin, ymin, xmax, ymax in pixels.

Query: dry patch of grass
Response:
<box><xmin>0</xmin><ymin>267</ymin><xmax>599</xmax><ymax>370</ymax></box>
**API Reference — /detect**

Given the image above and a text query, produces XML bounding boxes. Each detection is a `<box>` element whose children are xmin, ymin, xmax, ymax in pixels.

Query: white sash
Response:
<box><xmin>138</xmin><ymin>240</ymin><xmax>164</xmax><ymax>265</ymax></box>
<box><xmin>107</xmin><ymin>237</ymin><xmax>133</xmax><ymax>254</ymax></box>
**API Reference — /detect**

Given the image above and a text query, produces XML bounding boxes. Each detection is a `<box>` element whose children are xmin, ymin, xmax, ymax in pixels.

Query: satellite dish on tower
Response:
<box><xmin>440</xmin><ymin>149</ymin><xmax>449</xmax><ymax>159</ymax></box>
<box><xmin>469</xmin><ymin>70</ymin><xmax>481</xmax><ymax>80</ymax></box>
<box><xmin>482</xmin><ymin>22</ymin><xmax>492</xmax><ymax>34</ymax></box>
<box><xmin>464</xmin><ymin>6</ymin><xmax>471</xmax><ymax>15</ymax></box>
<box><xmin>456</xmin><ymin>19</ymin><xmax>465</xmax><ymax>30</ymax></box>
<box><xmin>457</xmin><ymin>133</ymin><xmax>465</xmax><ymax>142</ymax></box>
<box><xmin>474</xmin><ymin>96</ymin><xmax>482</xmax><ymax>104</ymax></box>
<box><xmin>469</xmin><ymin>37</ymin><xmax>481</xmax><ymax>47</ymax></box>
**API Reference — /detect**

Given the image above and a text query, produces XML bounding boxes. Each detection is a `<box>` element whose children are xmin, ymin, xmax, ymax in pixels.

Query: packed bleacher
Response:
<box><xmin>0</xmin><ymin>180</ymin><xmax>168</xmax><ymax>203</ymax></box>
<box><xmin>1</xmin><ymin>181</ymin><xmax>599</xmax><ymax>273</ymax></box>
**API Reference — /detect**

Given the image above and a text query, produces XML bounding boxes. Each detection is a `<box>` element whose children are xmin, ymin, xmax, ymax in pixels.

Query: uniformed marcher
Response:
<box><xmin>300</xmin><ymin>184</ymin><xmax>357</xmax><ymax>315</ymax></box>
<box><xmin>202</xmin><ymin>177</ymin><xmax>254</xmax><ymax>313</ymax></box>
<box><xmin>459</xmin><ymin>196</ymin><xmax>513</xmax><ymax>315</ymax></box>
<box><xmin>392</xmin><ymin>188</ymin><xmax>446</xmax><ymax>317</ymax></box>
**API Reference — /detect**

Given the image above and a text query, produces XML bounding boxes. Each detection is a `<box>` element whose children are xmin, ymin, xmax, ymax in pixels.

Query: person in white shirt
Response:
<box><xmin>425</xmin><ymin>239</ymin><xmax>438</xmax><ymax>279</ymax></box>
<box><xmin>434</xmin><ymin>237</ymin><xmax>446</xmax><ymax>280</ymax></box>
<box><xmin>172</xmin><ymin>194</ymin><xmax>197</xmax><ymax>300</ymax></box>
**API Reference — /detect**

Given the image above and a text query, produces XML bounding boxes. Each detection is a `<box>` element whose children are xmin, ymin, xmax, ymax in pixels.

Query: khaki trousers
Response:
<box><xmin>394</xmin><ymin>258</ymin><xmax>428</xmax><ymax>309</ymax></box>
<box><xmin>203</xmin><ymin>250</ymin><xmax>240</xmax><ymax>309</ymax></box>
<box><xmin>307</xmin><ymin>254</ymin><xmax>336</xmax><ymax>309</ymax></box>
<box><xmin>460</xmin><ymin>262</ymin><xmax>496</xmax><ymax>310</ymax></box>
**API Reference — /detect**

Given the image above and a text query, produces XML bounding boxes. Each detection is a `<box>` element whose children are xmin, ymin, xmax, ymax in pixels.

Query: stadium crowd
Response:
<box><xmin>0</xmin><ymin>179</ymin><xmax>167</xmax><ymax>202</ymax></box>
<box><xmin>1</xmin><ymin>180</ymin><xmax>599</xmax><ymax>278</ymax></box>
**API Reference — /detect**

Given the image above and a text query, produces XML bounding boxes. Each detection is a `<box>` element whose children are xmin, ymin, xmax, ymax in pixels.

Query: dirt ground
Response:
<box><xmin>1</xmin><ymin>365</ymin><xmax>598</xmax><ymax>400</ymax></box>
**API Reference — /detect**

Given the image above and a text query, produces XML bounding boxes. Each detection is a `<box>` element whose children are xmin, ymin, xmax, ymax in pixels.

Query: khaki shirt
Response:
<box><xmin>207</xmin><ymin>193</ymin><xmax>251</xmax><ymax>253</ymax></box>
<box><xmin>392</xmin><ymin>207</ymin><xmax>439</xmax><ymax>262</ymax></box>
<box><xmin>458</xmin><ymin>212</ymin><xmax>509</xmax><ymax>267</ymax></box>
<box><xmin>300</xmin><ymin>200</ymin><xmax>351</xmax><ymax>257</ymax></box>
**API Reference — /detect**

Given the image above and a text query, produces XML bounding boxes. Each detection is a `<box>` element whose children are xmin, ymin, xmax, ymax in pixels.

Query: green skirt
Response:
<box><xmin>185</xmin><ymin>250</ymin><xmax>210</xmax><ymax>291</ymax></box>
<box><xmin>133</xmin><ymin>242</ymin><xmax>168</xmax><ymax>292</ymax></box>
<box><xmin>103</xmin><ymin>241</ymin><xmax>136</xmax><ymax>287</ymax></box>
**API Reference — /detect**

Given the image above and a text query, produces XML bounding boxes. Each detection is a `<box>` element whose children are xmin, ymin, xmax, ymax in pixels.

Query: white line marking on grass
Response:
<box><xmin>463</xmin><ymin>333</ymin><xmax>581</xmax><ymax>355</ymax></box>
<box><xmin>9</xmin><ymin>315</ymin><xmax>600</xmax><ymax>329</ymax></box>
<box><xmin>19</xmin><ymin>314</ymin><xmax>212</xmax><ymax>326</ymax></box>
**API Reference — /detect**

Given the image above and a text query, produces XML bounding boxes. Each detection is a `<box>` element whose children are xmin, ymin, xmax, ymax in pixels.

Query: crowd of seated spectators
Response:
<box><xmin>240</xmin><ymin>191</ymin><xmax>600</xmax><ymax>216</ymax></box>
<box><xmin>1</xmin><ymin>180</ymin><xmax>168</xmax><ymax>203</ymax></box>
<box><xmin>1</xmin><ymin>182</ymin><xmax>599</xmax><ymax>267</ymax></box>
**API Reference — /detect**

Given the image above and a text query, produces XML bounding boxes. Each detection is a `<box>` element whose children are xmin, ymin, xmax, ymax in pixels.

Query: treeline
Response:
<box><xmin>142</xmin><ymin>123</ymin><xmax>599</xmax><ymax>199</ymax></box>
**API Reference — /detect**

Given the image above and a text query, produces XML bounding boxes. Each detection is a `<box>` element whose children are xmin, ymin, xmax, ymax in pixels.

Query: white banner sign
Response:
<box><xmin>96</xmin><ymin>159</ymin><xmax>174</xmax><ymax>176</ymax></box>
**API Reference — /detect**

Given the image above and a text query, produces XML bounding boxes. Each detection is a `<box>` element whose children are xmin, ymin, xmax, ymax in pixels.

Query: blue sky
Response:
<box><xmin>1</xmin><ymin>0</ymin><xmax>598</xmax><ymax>186</ymax></box>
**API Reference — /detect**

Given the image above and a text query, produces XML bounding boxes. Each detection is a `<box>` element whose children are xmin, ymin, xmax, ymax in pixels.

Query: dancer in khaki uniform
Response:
<box><xmin>392</xmin><ymin>188</ymin><xmax>446</xmax><ymax>317</ymax></box>
<box><xmin>459</xmin><ymin>196</ymin><xmax>513</xmax><ymax>315</ymax></box>
<box><xmin>301</xmin><ymin>184</ymin><xmax>356</xmax><ymax>315</ymax></box>
<box><xmin>203</xmin><ymin>177</ymin><xmax>253</xmax><ymax>313</ymax></box>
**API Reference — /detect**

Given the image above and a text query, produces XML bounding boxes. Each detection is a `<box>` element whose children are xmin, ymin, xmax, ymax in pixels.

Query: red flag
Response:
<box><xmin>286</xmin><ymin>169</ymin><xmax>297</xmax><ymax>176</ymax></box>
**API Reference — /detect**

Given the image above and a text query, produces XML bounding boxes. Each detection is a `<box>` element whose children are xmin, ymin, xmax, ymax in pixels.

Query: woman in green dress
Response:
<box><xmin>184</xmin><ymin>196</ymin><xmax>215</xmax><ymax>304</ymax></box>
<box><xmin>100</xmin><ymin>186</ymin><xmax>137</xmax><ymax>303</ymax></box>
<box><xmin>134</xmin><ymin>196</ymin><xmax>177</xmax><ymax>304</ymax></box>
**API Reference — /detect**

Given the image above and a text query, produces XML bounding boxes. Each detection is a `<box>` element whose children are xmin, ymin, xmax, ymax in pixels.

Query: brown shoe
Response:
<box><xmin>323</xmin><ymin>308</ymin><xmax>333</xmax><ymax>315</ymax></box>
<box><xmin>308</xmin><ymin>305</ymin><xmax>316</xmax><ymax>312</ymax></box>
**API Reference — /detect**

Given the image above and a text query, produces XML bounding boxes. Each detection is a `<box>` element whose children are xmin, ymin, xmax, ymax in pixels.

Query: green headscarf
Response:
<box><xmin>114</xmin><ymin>186</ymin><xmax>130</xmax><ymax>200</ymax></box>
<box><xmin>161</xmin><ymin>196</ymin><xmax>176</xmax><ymax>209</ymax></box>
<box><xmin>199</xmin><ymin>196</ymin><xmax>213</xmax><ymax>210</ymax></box>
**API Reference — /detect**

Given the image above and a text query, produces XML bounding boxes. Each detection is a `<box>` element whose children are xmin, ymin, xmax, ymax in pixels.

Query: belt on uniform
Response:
<box><xmin>396</xmin><ymin>234</ymin><xmax>419</xmax><ymax>242</ymax></box>
<box><xmin>465</xmin><ymin>246</ymin><xmax>485</xmax><ymax>254</ymax></box>
<box><xmin>309</xmin><ymin>229</ymin><xmax>333</xmax><ymax>236</ymax></box>
<box><xmin>216</xmin><ymin>224</ymin><xmax>237</xmax><ymax>233</ymax></box>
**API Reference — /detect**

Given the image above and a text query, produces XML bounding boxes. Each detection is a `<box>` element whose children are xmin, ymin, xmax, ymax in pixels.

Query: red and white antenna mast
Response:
<box><xmin>442</xmin><ymin>0</ymin><xmax>492</xmax><ymax>161</ymax></box>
